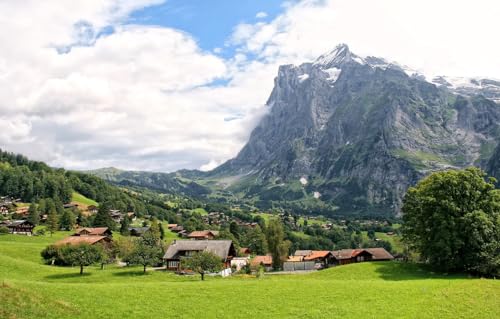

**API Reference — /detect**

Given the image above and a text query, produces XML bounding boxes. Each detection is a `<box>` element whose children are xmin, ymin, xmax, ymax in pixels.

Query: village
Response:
<box><xmin>1</xmin><ymin>195</ymin><xmax>395</xmax><ymax>276</ymax></box>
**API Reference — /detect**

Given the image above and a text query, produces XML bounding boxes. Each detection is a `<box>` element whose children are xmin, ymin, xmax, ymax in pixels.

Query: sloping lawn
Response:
<box><xmin>0</xmin><ymin>234</ymin><xmax>498</xmax><ymax>319</ymax></box>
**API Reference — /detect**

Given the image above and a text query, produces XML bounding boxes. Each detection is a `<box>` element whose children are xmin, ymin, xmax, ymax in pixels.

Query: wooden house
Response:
<box><xmin>1</xmin><ymin>220</ymin><xmax>34</xmax><ymax>235</ymax></box>
<box><xmin>128</xmin><ymin>227</ymin><xmax>149</xmax><ymax>237</ymax></box>
<box><xmin>73</xmin><ymin>227</ymin><xmax>112</xmax><ymax>237</ymax></box>
<box><xmin>364</xmin><ymin>248</ymin><xmax>394</xmax><ymax>261</ymax></box>
<box><xmin>87</xmin><ymin>205</ymin><xmax>98</xmax><ymax>214</ymax></box>
<box><xmin>250</xmin><ymin>255</ymin><xmax>273</xmax><ymax>272</ymax></box>
<box><xmin>56</xmin><ymin>235</ymin><xmax>111</xmax><ymax>247</ymax></box>
<box><xmin>239</xmin><ymin>247</ymin><xmax>251</xmax><ymax>257</ymax></box>
<box><xmin>331</xmin><ymin>249</ymin><xmax>374</xmax><ymax>265</ymax></box>
<box><xmin>163</xmin><ymin>240</ymin><xmax>236</xmax><ymax>272</ymax></box>
<box><xmin>301</xmin><ymin>250</ymin><xmax>335</xmax><ymax>268</ymax></box>
<box><xmin>187</xmin><ymin>230</ymin><xmax>219</xmax><ymax>240</ymax></box>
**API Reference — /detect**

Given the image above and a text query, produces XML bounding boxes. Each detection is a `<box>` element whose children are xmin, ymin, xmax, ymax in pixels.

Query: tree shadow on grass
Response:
<box><xmin>44</xmin><ymin>272</ymin><xmax>92</xmax><ymax>280</ymax></box>
<box><xmin>112</xmin><ymin>270</ymin><xmax>150</xmax><ymax>277</ymax></box>
<box><xmin>373</xmin><ymin>262</ymin><xmax>469</xmax><ymax>281</ymax></box>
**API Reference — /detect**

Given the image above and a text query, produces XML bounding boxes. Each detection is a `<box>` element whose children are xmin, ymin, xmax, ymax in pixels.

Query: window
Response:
<box><xmin>168</xmin><ymin>261</ymin><xmax>179</xmax><ymax>268</ymax></box>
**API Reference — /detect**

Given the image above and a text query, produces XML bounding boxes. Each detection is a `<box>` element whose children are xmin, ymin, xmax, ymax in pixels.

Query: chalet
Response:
<box><xmin>63</xmin><ymin>203</ymin><xmax>79</xmax><ymax>210</ymax></box>
<box><xmin>331</xmin><ymin>249</ymin><xmax>374</xmax><ymax>265</ymax></box>
<box><xmin>129</xmin><ymin>227</ymin><xmax>149</xmax><ymax>237</ymax></box>
<box><xmin>1</xmin><ymin>220</ymin><xmax>34</xmax><ymax>235</ymax></box>
<box><xmin>74</xmin><ymin>227</ymin><xmax>112</xmax><ymax>237</ymax></box>
<box><xmin>167</xmin><ymin>224</ymin><xmax>178</xmax><ymax>229</ymax></box>
<box><xmin>56</xmin><ymin>235</ymin><xmax>111</xmax><ymax>247</ymax></box>
<box><xmin>231</xmin><ymin>257</ymin><xmax>249</xmax><ymax>271</ymax></box>
<box><xmin>163</xmin><ymin>240</ymin><xmax>236</xmax><ymax>273</ymax></box>
<box><xmin>170</xmin><ymin>225</ymin><xmax>184</xmax><ymax>233</ymax></box>
<box><xmin>250</xmin><ymin>255</ymin><xmax>273</xmax><ymax>272</ymax></box>
<box><xmin>15</xmin><ymin>206</ymin><xmax>29</xmax><ymax>216</ymax></box>
<box><xmin>301</xmin><ymin>250</ymin><xmax>335</xmax><ymax>268</ymax></box>
<box><xmin>364</xmin><ymin>248</ymin><xmax>394</xmax><ymax>261</ymax></box>
<box><xmin>109</xmin><ymin>210</ymin><xmax>123</xmax><ymax>223</ymax></box>
<box><xmin>187</xmin><ymin>230</ymin><xmax>219</xmax><ymax>240</ymax></box>
<box><xmin>87</xmin><ymin>205</ymin><xmax>98</xmax><ymax>214</ymax></box>
<box><xmin>126</xmin><ymin>212</ymin><xmax>136</xmax><ymax>220</ymax></box>
<box><xmin>239</xmin><ymin>247</ymin><xmax>251</xmax><ymax>257</ymax></box>
<box><xmin>0</xmin><ymin>205</ymin><xmax>10</xmax><ymax>216</ymax></box>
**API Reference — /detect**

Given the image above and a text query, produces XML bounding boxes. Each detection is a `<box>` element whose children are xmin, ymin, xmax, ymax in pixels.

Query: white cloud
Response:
<box><xmin>255</xmin><ymin>11</ymin><xmax>268</xmax><ymax>19</ymax></box>
<box><xmin>0</xmin><ymin>0</ymin><xmax>498</xmax><ymax>173</ymax></box>
<box><xmin>231</xmin><ymin>0</ymin><xmax>500</xmax><ymax>78</ymax></box>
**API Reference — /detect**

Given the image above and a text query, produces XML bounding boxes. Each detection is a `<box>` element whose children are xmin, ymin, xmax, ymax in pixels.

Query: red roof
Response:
<box><xmin>56</xmin><ymin>236</ymin><xmax>109</xmax><ymax>246</ymax></box>
<box><xmin>251</xmin><ymin>255</ymin><xmax>272</xmax><ymax>266</ymax></box>
<box><xmin>303</xmin><ymin>250</ymin><xmax>332</xmax><ymax>261</ymax></box>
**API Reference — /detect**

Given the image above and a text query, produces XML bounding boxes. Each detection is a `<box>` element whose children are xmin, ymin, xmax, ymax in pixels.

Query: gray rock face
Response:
<box><xmin>213</xmin><ymin>44</ymin><xmax>500</xmax><ymax>216</ymax></box>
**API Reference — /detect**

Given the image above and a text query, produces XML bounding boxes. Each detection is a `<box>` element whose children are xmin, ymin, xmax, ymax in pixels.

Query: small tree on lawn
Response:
<box><xmin>59</xmin><ymin>244</ymin><xmax>103</xmax><ymax>275</ymax></box>
<box><xmin>126</xmin><ymin>233</ymin><xmax>163</xmax><ymax>273</ymax></box>
<box><xmin>181</xmin><ymin>251</ymin><xmax>223</xmax><ymax>281</ymax></box>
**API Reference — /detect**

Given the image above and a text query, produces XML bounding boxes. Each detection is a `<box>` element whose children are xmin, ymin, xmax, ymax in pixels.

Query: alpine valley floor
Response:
<box><xmin>0</xmin><ymin>233</ymin><xmax>499</xmax><ymax>319</ymax></box>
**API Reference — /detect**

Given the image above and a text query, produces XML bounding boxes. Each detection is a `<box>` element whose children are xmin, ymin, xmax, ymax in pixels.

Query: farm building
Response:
<box><xmin>74</xmin><ymin>227</ymin><xmax>112</xmax><ymax>237</ymax></box>
<box><xmin>163</xmin><ymin>240</ymin><xmax>236</xmax><ymax>273</ymax></box>
<box><xmin>364</xmin><ymin>248</ymin><xmax>394</xmax><ymax>261</ymax></box>
<box><xmin>56</xmin><ymin>235</ymin><xmax>112</xmax><ymax>247</ymax></box>
<box><xmin>239</xmin><ymin>247</ymin><xmax>251</xmax><ymax>257</ymax></box>
<box><xmin>187</xmin><ymin>230</ymin><xmax>219</xmax><ymax>240</ymax></box>
<box><xmin>331</xmin><ymin>249</ymin><xmax>373</xmax><ymax>265</ymax></box>
<box><xmin>128</xmin><ymin>227</ymin><xmax>149</xmax><ymax>237</ymax></box>
<box><xmin>231</xmin><ymin>257</ymin><xmax>249</xmax><ymax>271</ymax></box>
<box><xmin>250</xmin><ymin>255</ymin><xmax>273</xmax><ymax>272</ymax></box>
<box><xmin>0</xmin><ymin>220</ymin><xmax>34</xmax><ymax>235</ymax></box>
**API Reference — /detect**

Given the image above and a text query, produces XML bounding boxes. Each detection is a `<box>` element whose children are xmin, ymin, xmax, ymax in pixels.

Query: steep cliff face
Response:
<box><xmin>213</xmin><ymin>44</ymin><xmax>500</xmax><ymax>216</ymax></box>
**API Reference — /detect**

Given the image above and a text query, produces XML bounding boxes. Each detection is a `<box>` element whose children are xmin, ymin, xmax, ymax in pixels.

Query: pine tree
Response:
<box><xmin>120</xmin><ymin>215</ymin><xmax>131</xmax><ymax>236</ymax></box>
<box><xmin>59</xmin><ymin>210</ymin><xmax>75</xmax><ymax>231</ymax></box>
<box><xmin>93</xmin><ymin>201</ymin><xmax>114</xmax><ymax>229</ymax></box>
<box><xmin>46</xmin><ymin>209</ymin><xmax>59</xmax><ymax>236</ymax></box>
<box><xmin>158</xmin><ymin>222</ymin><xmax>165</xmax><ymax>240</ymax></box>
<box><xmin>27</xmin><ymin>202</ymin><xmax>39</xmax><ymax>225</ymax></box>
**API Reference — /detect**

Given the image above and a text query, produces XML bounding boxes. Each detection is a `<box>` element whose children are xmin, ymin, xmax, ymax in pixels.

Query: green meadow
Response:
<box><xmin>0</xmin><ymin>234</ymin><xmax>499</xmax><ymax>319</ymax></box>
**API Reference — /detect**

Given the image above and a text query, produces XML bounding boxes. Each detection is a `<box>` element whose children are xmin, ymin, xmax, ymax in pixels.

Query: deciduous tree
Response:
<box><xmin>181</xmin><ymin>251</ymin><xmax>223</xmax><ymax>281</ymax></box>
<box><xmin>402</xmin><ymin>168</ymin><xmax>500</xmax><ymax>276</ymax></box>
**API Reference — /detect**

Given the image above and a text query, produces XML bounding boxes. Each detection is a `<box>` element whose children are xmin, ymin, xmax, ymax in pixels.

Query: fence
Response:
<box><xmin>283</xmin><ymin>261</ymin><xmax>315</xmax><ymax>271</ymax></box>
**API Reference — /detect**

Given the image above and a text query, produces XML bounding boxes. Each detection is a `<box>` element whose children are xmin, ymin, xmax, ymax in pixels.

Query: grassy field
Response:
<box><xmin>0</xmin><ymin>234</ymin><xmax>499</xmax><ymax>319</ymax></box>
<box><xmin>71</xmin><ymin>192</ymin><xmax>98</xmax><ymax>206</ymax></box>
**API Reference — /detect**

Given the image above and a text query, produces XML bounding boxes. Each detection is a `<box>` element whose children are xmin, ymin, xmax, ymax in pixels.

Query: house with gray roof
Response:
<box><xmin>163</xmin><ymin>240</ymin><xmax>236</xmax><ymax>272</ymax></box>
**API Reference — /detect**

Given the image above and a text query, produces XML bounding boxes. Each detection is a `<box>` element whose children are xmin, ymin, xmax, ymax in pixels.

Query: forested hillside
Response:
<box><xmin>0</xmin><ymin>149</ymin><xmax>168</xmax><ymax>218</ymax></box>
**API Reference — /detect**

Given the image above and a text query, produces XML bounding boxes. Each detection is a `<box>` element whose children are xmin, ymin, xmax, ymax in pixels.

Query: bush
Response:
<box><xmin>35</xmin><ymin>228</ymin><xmax>46</xmax><ymax>236</ymax></box>
<box><xmin>0</xmin><ymin>226</ymin><xmax>9</xmax><ymax>234</ymax></box>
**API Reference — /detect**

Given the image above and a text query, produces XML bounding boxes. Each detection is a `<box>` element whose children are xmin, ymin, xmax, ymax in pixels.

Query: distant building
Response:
<box><xmin>250</xmin><ymin>255</ymin><xmax>273</xmax><ymax>272</ymax></box>
<box><xmin>56</xmin><ymin>235</ymin><xmax>111</xmax><ymax>247</ymax></box>
<box><xmin>0</xmin><ymin>220</ymin><xmax>34</xmax><ymax>235</ymax></box>
<box><xmin>74</xmin><ymin>227</ymin><xmax>112</xmax><ymax>237</ymax></box>
<box><xmin>128</xmin><ymin>227</ymin><xmax>149</xmax><ymax>237</ymax></box>
<box><xmin>187</xmin><ymin>230</ymin><xmax>220</xmax><ymax>240</ymax></box>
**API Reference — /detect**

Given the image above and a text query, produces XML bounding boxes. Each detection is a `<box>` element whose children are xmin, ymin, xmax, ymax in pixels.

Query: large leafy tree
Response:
<box><xmin>59</xmin><ymin>244</ymin><xmax>104</xmax><ymax>275</ymax></box>
<box><xmin>125</xmin><ymin>233</ymin><xmax>164</xmax><ymax>273</ymax></box>
<box><xmin>181</xmin><ymin>251</ymin><xmax>223</xmax><ymax>281</ymax></box>
<box><xmin>402</xmin><ymin>168</ymin><xmax>500</xmax><ymax>276</ymax></box>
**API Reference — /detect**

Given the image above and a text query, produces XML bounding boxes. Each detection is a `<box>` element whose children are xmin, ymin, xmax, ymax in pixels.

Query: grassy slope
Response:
<box><xmin>0</xmin><ymin>234</ymin><xmax>499</xmax><ymax>319</ymax></box>
<box><xmin>71</xmin><ymin>192</ymin><xmax>98</xmax><ymax>206</ymax></box>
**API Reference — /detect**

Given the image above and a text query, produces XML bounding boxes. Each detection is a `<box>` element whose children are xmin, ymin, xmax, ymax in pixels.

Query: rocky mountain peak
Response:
<box><xmin>313</xmin><ymin>43</ymin><xmax>364</xmax><ymax>68</ymax></box>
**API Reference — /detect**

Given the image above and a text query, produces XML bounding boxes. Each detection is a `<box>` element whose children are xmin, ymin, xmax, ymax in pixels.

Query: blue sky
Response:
<box><xmin>128</xmin><ymin>0</ymin><xmax>289</xmax><ymax>57</ymax></box>
<box><xmin>0</xmin><ymin>0</ymin><xmax>498</xmax><ymax>172</ymax></box>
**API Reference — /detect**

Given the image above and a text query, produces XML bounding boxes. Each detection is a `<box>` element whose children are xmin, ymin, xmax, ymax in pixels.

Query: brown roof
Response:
<box><xmin>331</xmin><ymin>249</ymin><xmax>373</xmax><ymax>260</ymax></box>
<box><xmin>56</xmin><ymin>236</ymin><xmax>109</xmax><ymax>246</ymax></box>
<box><xmin>74</xmin><ymin>227</ymin><xmax>110</xmax><ymax>236</ymax></box>
<box><xmin>167</xmin><ymin>224</ymin><xmax>178</xmax><ymax>228</ymax></box>
<box><xmin>239</xmin><ymin>247</ymin><xmax>251</xmax><ymax>255</ymax></box>
<box><xmin>187</xmin><ymin>230</ymin><xmax>219</xmax><ymax>238</ymax></box>
<box><xmin>251</xmin><ymin>255</ymin><xmax>272</xmax><ymax>266</ymax></box>
<box><xmin>365</xmin><ymin>248</ymin><xmax>394</xmax><ymax>260</ymax></box>
<box><xmin>303</xmin><ymin>251</ymin><xmax>332</xmax><ymax>261</ymax></box>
